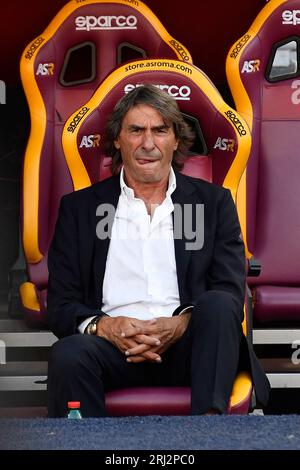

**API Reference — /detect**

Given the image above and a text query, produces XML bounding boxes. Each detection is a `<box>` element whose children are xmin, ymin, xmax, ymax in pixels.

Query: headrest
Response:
<box><xmin>63</xmin><ymin>59</ymin><xmax>251</xmax><ymax>201</ymax></box>
<box><xmin>20</xmin><ymin>0</ymin><xmax>192</xmax><ymax>120</ymax></box>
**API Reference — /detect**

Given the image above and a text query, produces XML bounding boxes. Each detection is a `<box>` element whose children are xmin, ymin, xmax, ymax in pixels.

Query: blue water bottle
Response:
<box><xmin>67</xmin><ymin>401</ymin><xmax>82</xmax><ymax>419</ymax></box>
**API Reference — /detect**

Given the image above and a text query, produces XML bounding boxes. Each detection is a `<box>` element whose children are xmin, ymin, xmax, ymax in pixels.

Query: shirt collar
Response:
<box><xmin>119</xmin><ymin>166</ymin><xmax>177</xmax><ymax>201</ymax></box>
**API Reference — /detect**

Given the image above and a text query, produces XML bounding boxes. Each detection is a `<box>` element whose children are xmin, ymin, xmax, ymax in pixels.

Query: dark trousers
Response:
<box><xmin>47</xmin><ymin>291</ymin><xmax>243</xmax><ymax>417</ymax></box>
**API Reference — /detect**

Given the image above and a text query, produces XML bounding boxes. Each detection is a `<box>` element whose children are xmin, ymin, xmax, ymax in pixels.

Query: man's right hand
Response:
<box><xmin>96</xmin><ymin>316</ymin><xmax>162</xmax><ymax>363</ymax></box>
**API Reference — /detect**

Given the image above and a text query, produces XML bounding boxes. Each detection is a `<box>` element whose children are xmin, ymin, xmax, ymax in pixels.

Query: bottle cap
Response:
<box><xmin>68</xmin><ymin>401</ymin><xmax>80</xmax><ymax>409</ymax></box>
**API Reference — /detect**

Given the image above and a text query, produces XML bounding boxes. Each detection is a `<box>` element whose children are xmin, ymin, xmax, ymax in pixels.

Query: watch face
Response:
<box><xmin>86</xmin><ymin>317</ymin><xmax>100</xmax><ymax>335</ymax></box>
<box><xmin>90</xmin><ymin>322</ymin><xmax>97</xmax><ymax>335</ymax></box>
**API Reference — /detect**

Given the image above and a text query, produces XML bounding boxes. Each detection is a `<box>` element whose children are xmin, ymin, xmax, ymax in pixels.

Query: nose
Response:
<box><xmin>141</xmin><ymin>130</ymin><xmax>155</xmax><ymax>152</ymax></box>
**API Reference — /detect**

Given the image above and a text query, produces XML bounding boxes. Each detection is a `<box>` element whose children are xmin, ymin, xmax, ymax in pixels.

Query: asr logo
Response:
<box><xmin>36</xmin><ymin>63</ymin><xmax>54</xmax><ymax>76</ymax></box>
<box><xmin>241</xmin><ymin>59</ymin><xmax>260</xmax><ymax>74</ymax></box>
<box><xmin>79</xmin><ymin>134</ymin><xmax>101</xmax><ymax>148</ymax></box>
<box><xmin>214</xmin><ymin>137</ymin><xmax>235</xmax><ymax>151</ymax></box>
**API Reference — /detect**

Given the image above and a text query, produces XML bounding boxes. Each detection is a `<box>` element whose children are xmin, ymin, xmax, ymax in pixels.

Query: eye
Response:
<box><xmin>130</xmin><ymin>127</ymin><xmax>142</xmax><ymax>135</ymax></box>
<box><xmin>155</xmin><ymin>127</ymin><xmax>168</xmax><ymax>134</ymax></box>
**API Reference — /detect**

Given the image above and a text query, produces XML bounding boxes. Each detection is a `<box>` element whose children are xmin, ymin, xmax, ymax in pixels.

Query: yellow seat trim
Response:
<box><xmin>230</xmin><ymin>371</ymin><xmax>252</xmax><ymax>407</ymax></box>
<box><xmin>19</xmin><ymin>282</ymin><xmax>40</xmax><ymax>312</ymax></box>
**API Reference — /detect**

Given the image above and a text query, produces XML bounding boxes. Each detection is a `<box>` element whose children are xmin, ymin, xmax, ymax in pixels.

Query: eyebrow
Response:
<box><xmin>127</xmin><ymin>124</ymin><xmax>171</xmax><ymax>132</ymax></box>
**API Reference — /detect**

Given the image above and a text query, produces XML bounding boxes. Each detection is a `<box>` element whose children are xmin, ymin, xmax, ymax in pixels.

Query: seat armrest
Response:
<box><xmin>247</xmin><ymin>258</ymin><xmax>261</xmax><ymax>277</ymax></box>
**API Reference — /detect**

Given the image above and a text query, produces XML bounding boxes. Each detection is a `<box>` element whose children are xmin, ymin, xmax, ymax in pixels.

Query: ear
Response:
<box><xmin>174</xmin><ymin>140</ymin><xmax>179</xmax><ymax>151</ymax></box>
<box><xmin>114</xmin><ymin>139</ymin><xmax>120</xmax><ymax>149</ymax></box>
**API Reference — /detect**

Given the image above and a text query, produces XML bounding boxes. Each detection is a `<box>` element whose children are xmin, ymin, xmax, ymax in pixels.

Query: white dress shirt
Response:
<box><xmin>78</xmin><ymin>168</ymin><xmax>190</xmax><ymax>333</ymax></box>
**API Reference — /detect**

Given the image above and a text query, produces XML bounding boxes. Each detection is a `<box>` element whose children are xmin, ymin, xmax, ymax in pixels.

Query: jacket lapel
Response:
<box><xmin>171</xmin><ymin>172</ymin><xmax>200</xmax><ymax>303</ymax></box>
<box><xmin>91</xmin><ymin>176</ymin><xmax>120</xmax><ymax>307</ymax></box>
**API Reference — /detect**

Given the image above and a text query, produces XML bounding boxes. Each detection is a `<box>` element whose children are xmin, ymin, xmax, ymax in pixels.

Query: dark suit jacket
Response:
<box><xmin>47</xmin><ymin>171</ymin><xmax>270</xmax><ymax>405</ymax></box>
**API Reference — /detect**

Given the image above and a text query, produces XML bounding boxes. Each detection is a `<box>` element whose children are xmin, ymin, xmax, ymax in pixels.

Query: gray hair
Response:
<box><xmin>105</xmin><ymin>84</ymin><xmax>195</xmax><ymax>174</ymax></box>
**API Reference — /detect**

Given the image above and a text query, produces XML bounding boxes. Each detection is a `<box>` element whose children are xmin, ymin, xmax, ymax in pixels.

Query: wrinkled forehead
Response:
<box><xmin>122</xmin><ymin>103</ymin><xmax>170</xmax><ymax>127</ymax></box>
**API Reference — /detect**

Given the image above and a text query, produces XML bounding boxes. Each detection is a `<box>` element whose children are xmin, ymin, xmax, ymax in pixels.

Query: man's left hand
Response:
<box><xmin>123</xmin><ymin>312</ymin><xmax>191</xmax><ymax>363</ymax></box>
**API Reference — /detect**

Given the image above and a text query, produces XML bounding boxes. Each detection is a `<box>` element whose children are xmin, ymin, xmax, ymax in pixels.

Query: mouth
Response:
<box><xmin>136</xmin><ymin>158</ymin><xmax>159</xmax><ymax>165</ymax></box>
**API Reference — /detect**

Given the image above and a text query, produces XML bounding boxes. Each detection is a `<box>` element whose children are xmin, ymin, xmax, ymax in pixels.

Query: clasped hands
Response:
<box><xmin>96</xmin><ymin>314</ymin><xmax>191</xmax><ymax>363</ymax></box>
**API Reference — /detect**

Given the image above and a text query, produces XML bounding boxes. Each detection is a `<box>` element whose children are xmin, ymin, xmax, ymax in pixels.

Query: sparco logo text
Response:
<box><xmin>25</xmin><ymin>37</ymin><xmax>45</xmax><ymax>60</ymax></box>
<box><xmin>230</xmin><ymin>34</ymin><xmax>250</xmax><ymax>60</ymax></box>
<box><xmin>169</xmin><ymin>40</ymin><xmax>190</xmax><ymax>62</ymax></box>
<box><xmin>67</xmin><ymin>107</ymin><xmax>90</xmax><ymax>133</ymax></box>
<box><xmin>75</xmin><ymin>15</ymin><xmax>137</xmax><ymax>31</ymax></box>
<box><xmin>224</xmin><ymin>110</ymin><xmax>247</xmax><ymax>136</ymax></box>
<box><xmin>282</xmin><ymin>10</ymin><xmax>300</xmax><ymax>25</ymax></box>
<box><xmin>124</xmin><ymin>83</ymin><xmax>191</xmax><ymax>100</ymax></box>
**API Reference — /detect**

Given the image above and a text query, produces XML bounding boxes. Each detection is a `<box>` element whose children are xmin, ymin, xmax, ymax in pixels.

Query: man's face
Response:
<box><xmin>114</xmin><ymin>104</ymin><xmax>178</xmax><ymax>185</ymax></box>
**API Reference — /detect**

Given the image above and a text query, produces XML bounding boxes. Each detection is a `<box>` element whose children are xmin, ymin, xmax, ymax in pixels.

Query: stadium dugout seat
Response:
<box><xmin>19</xmin><ymin>0</ymin><xmax>192</xmax><ymax>325</ymax></box>
<box><xmin>226</xmin><ymin>0</ymin><xmax>300</xmax><ymax>385</ymax></box>
<box><xmin>62</xmin><ymin>58</ymin><xmax>253</xmax><ymax>414</ymax></box>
